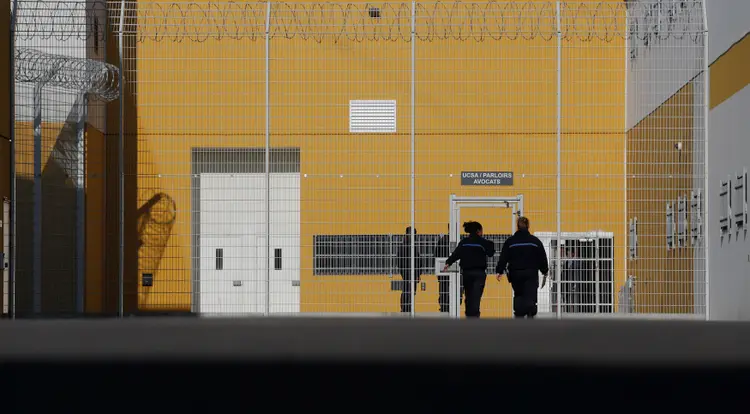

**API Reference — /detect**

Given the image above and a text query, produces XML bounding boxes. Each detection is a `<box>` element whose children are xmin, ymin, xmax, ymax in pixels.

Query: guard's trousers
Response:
<box><xmin>463</xmin><ymin>270</ymin><xmax>487</xmax><ymax>318</ymax></box>
<box><xmin>510</xmin><ymin>269</ymin><xmax>539</xmax><ymax>318</ymax></box>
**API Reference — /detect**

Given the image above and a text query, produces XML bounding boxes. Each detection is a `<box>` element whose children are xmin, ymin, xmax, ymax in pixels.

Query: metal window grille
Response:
<box><xmin>628</xmin><ymin>218</ymin><xmax>638</xmax><ymax>259</ymax></box>
<box><xmin>690</xmin><ymin>190</ymin><xmax>702</xmax><ymax>245</ymax></box>
<box><xmin>677</xmin><ymin>196</ymin><xmax>688</xmax><ymax>247</ymax></box>
<box><xmin>719</xmin><ymin>178</ymin><xmax>732</xmax><ymax>234</ymax></box>
<box><xmin>666</xmin><ymin>203</ymin><xmax>675</xmax><ymax>250</ymax></box>
<box><xmin>733</xmin><ymin>169</ymin><xmax>748</xmax><ymax>229</ymax></box>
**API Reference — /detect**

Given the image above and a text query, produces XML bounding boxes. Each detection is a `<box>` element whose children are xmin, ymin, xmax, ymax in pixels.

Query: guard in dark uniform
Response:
<box><xmin>442</xmin><ymin>221</ymin><xmax>495</xmax><ymax>318</ymax></box>
<box><xmin>496</xmin><ymin>216</ymin><xmax>549</xmax><ymax>319</ymax></box>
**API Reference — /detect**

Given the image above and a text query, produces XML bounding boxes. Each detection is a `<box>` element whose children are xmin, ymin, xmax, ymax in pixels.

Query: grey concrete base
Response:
<box><xmin>0</xmin><ymin>317</ymin><xmax>748</xmax><ymax>365</ymax></box>
<box><xmin>198</xmin><ymin>311</ymin><xmax>702</xmax><ymax>320</ymax></box>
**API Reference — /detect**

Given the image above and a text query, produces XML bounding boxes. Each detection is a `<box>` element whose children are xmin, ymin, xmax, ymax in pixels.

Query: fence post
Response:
<box><xmin>264</xmin><ymin>0</ymin><xmax>271</xmax><ymax>317</ymax></box>
<box><xmin>32</xmin><ymin>83</ymin><xmax>43</xmax><ymax>315</ymax></box>
<box><xmin>555</xmin><ymin>1</ymin><xmax>563</xmax><ymax>320</ymax></box>
<box><xmin>118</xmin><ymin>0</ymin><xmax>126</xmax><ymax>318</ymax></box>
<box><xmin>409</xmin><ymin>0</ymin><xmax>417</xmax><ymax>319</ymax></box>
<box><xmin>623</xmin><ymin>1</ymin><xmax>630</xmax><ymax>319</ymax></box>
<box><xmin>76</xmin><ymin>93</ymin><xmax>88</xmax><ymax>314</ymax></box>
<box><xmin>702</xmin><ymin>0</ymin><xmax>710</xmax><ymax>321</ymax></box>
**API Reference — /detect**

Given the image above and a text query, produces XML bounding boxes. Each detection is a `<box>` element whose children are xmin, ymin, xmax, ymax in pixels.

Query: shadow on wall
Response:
<box><xmin>15</xmin><ymin>99</ymin><xmax>86</xmax><ymax>316</ymax></box>
<box><xmin>137</xmin><ymin>192</ymin><xmax>176</xmax><ymax>292</ymax></box>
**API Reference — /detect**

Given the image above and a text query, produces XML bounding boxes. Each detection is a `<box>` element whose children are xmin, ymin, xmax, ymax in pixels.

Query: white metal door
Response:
<box><xmin>199</xmin><ymin>235</ymin><xmax>259</xmax><ymax>314</ymax></box>
<box><xmin>199</xmin><ymin>173</ymin><xmax>301</xmax><ymax>315</ymax></box>
<box><xmin>268</xmin><ymin>174</ymin><xmax>301</xmax><ymax>313</ymax></box>
<box><xmin>443</xmin><ymin>195</ymin><xmax>523</xmax><ymax>318</ymax></box>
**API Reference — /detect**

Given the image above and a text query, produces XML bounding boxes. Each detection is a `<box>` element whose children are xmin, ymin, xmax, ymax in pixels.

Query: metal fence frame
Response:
<box><xmin>7</xmin><ymin>0</ymin><xmax>710</xmax><ymax>320</ymax></box>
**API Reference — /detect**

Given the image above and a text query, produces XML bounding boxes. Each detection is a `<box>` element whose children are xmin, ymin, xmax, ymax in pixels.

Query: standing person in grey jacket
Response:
<box><xmin>441</xmin><ymin>221</ymin><xmax>495</xmax><ymax>318</ymax></box>
<box><xmin>436</xmin><ymin>225</ymin><xmax>463</xmax><ymax>313</ymax></box>
<box><xmin>398</xmin><ymin>227</ymin><xmax>421</xmax><ymax>314</ymax></box>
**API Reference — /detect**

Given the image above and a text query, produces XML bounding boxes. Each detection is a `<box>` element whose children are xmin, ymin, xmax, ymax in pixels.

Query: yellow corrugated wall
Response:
<box><xmin>127</xmin><ymin>0</ymin><xmax>627</xmax><ymax>316</ymax></box>
<box><xmin>626</xmin><ymin>83</ymin><xmax>696</xmax><ymax>314</ymax></box>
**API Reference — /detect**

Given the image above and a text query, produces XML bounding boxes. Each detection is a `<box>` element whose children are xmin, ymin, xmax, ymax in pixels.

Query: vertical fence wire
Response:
<box><xmin>264</xmin><ymin>1</ymin><xmax>271</xmax><ymax>317</ymax></box>
<box><xmin>118</xmin><ymin>0</ymin><xmax>125</xmax><ymax>317</ymax></box>
<box><xmin>701</xmin><ymin>0</ymin><xmax>710</xmax><ymax>320</ymax></box>
<box><xmin>555</xmin><ymin>0</ymin><xmax>563</xmax><ymax>320</ymax></box>
<box><xmin>409</xmin><ymin>0</ymin><xmax>417</xmax><ymax>318</ymax></box>
<box><xmin>623</xmin><ymin>2</ymin><xmax>630</xmax><ymax>318</ymax></box>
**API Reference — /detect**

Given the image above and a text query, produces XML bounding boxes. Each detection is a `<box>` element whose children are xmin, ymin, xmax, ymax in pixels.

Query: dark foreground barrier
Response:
<box><xmin>1</xmin><ymin>318</ymin><xmax>749</xmax><ymax>412</ymax></box>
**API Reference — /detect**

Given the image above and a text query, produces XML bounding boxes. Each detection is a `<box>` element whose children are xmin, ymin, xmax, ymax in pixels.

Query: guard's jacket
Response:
<box><xmin>445</xmin><ymin>234</ymin><xmax>496</xmax><ymax>272</ymax></box>
<box><xmin>435</xmin><ymin>234</ymin><xmax>450</xmax><ymax>258</ymax></box>
<box><xmin>397</xmin><ymin>239</ymin><xmax>422</xmax><ymax>281</ymax></box>
<box><xmin>495</xmin><ymin>229</ymin><xmax>550</xmax><ymax>276</ymax></box>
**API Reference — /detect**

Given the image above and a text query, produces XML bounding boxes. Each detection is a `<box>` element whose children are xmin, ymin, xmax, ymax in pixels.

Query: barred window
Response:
<box><xmin>719</xmin><ymin>178</ymin><xmax>731</xmax><ymax>234</ymax></box>
<box><xmin>690</xmin><ymin>190</ymin><xmax>702</xmax><ymax>245</ymax></box>
<box><xmin>628</xmin><ymin>218</ymin><xmax>638</xmax><ymax>259</ymax></box>
<box><xmin>666</xmin><ymin>202</ymin><xmax>675</xmax><ymax>250</ymax></box>
<box><xmin>733</xmin><ymin>169</ymin><xmax>748</xmax><ymax>229</ymax></box>
<box><xmin>313</xmin><ymin>234</ymin><xmax>510</xmax><ymax>276</ymax></box>
<box><xmin>677</xmin><ymin>196</ymin><xmax>688</xmax><ymax>248</ymax></box>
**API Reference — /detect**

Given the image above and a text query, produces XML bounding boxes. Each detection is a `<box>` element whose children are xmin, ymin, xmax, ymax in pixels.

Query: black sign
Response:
<box><xmin>460</xmin><ymin>171</ymin><xmax>514</xmax><ymax>186</ymax></box>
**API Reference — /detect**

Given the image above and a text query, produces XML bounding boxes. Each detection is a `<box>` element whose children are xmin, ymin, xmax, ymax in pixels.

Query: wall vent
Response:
<box><xmin>349</xmin><ymin>100</ymin><xmax>397</xmax><ymax>133</ymax></box>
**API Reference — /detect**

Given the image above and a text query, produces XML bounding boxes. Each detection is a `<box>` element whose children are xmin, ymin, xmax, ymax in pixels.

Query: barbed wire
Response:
<box><xmin>634</xmin><ymin>0</ymin><xmax>706</xmax><ymax>44</ymax></box>
<box><xmin>113</xmin><ymin>0</ymin><xmax>706</xmax><ymax>44</ymax></box>
<box><xmin>13</xmin><ymin>0</ymin><xmax>109</xmax><ymax>41</ymax></box>
<box><xmin>112</xmin><ymin>0</ymin><xmax>616</xmax><ymax>43</ymax></box>
<box><xmin>14</xmin><ymin>47</ymin><xmax>121</xmax><ymax>101</ymax></box>
<box><xmin>13</xmin><ymin>0</ymin><xmax>706</xmax><ymax>45</ymax></box>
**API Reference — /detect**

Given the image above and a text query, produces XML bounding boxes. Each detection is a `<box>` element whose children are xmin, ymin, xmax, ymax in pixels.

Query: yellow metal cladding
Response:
<box><xmin>119</xmin><ymin>0</ymin><xmax>627</xmax><ymax>316</ymax></box>
<box><xmin>710</xmin><ymin>33</ymin><xmax>750</xmax><ymax>110</ymax></box>
<box><xmin>626</xmin><ymin>83</ymin><xmax>696</xmax><ymax>314</ymax></box>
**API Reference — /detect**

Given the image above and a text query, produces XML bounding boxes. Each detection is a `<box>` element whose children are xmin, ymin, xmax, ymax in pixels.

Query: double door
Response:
<box><xmin>198</xmin><ymin>173</ymin><xmax>300</xmax><ymax>315</ymax></box>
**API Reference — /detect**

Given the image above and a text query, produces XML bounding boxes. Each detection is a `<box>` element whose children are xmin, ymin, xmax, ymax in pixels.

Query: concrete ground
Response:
<box><xmin>1</xmin><ymin>317</ymin><xmax>748</xmax><ymax>412</ymax></box>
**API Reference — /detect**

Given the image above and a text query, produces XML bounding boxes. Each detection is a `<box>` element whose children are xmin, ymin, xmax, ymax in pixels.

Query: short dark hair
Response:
<box><xmin>405</xmin><ymin>226</ymin><xmax>416</xmax><ymax>235</ymax></box>
<box><xmin>517</xmin><ymin>216</ymin><xmax>530</xmax><ymax>230</ymax></box>
<box><xmin>463</xmin><ymin>221</ymin><xmax>482</xmax><ymax>235</ymax></box>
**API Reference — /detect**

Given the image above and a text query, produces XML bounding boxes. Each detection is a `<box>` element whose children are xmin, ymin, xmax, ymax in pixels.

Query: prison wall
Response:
<box><xmin>623</xmin><ymin>0</ymin><xmax>750</xmax><ymax>319</ymax></box>
<box><xmin>11</xmin><ymin>0</ymin><xmax>112</xmax><ymax>315</ymax></box>
<box><xmin>705</xmin><ymin>0</ymin><xmax>750</xmax><ymax>320</ymax></box>
<box><xmin>123</xmin><ymin>0</ymin><xmax>627</xmax><ymax>317</ymax></box>
<box><xmin>624</xmin><ymin>0</ymin><xmax>707</xmax><ymax>316</ymax></box>
<box><xmin>84</xmin><ymin>125</ymin><xmax>107</xmax><ymax>313</ymax></box>
<box><xmin>626</xmin><ymin>84</ymin><xmax>697</xmax><ymax>314</ymax></box>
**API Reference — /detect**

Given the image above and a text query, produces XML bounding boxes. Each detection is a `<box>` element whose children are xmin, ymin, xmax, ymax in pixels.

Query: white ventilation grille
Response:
<box><xmin>349</xmin><ymin>100</ymin><xmax>397</xmax><ymax>133</ymax></box>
